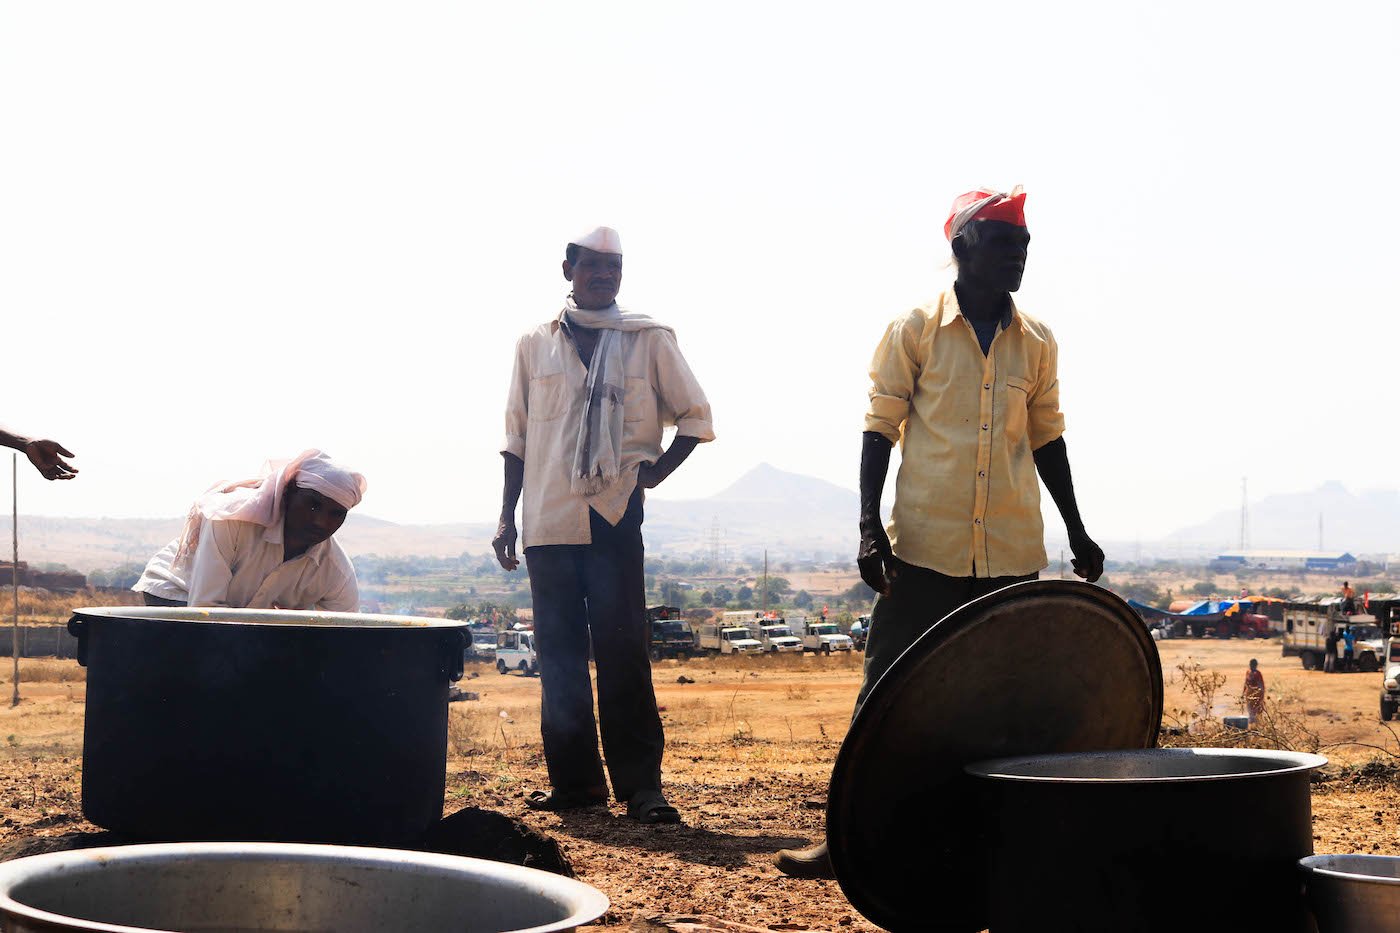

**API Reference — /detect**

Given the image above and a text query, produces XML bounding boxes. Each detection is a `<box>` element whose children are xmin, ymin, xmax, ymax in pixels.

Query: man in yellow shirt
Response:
<box><xmin>776</xmin><ymin>186</ymin><xmax>1103</xmax><ymax>878</ymax></box>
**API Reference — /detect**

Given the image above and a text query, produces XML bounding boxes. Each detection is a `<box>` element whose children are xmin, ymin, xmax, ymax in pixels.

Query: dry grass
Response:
<box><xmin>3</xmin><ymin>589</ymin><xmax>137</xmax><ymax>626</ymax></box>
<box><xmin>1160</xmin><ymin>657</ymin><xmax>1322</xmax><ymax>753</ymax></box>
<box><xmin>0</xmin><ymin>658</ymin><xmax>86</xmax><ymax>685</ymax></box>
<box><xmin>674</xmin><ymin>649</ymin><xmax>863</xmax><ymax>673</ymax></box>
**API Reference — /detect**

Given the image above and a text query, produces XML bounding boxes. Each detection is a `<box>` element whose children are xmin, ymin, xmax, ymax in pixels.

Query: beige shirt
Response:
<box><xmin>864</xmin><ymin>288</ymin><xmax>1066</xmax><ymax>578</ymax></box>
<box><xmin>502</xmin><ymin>313</ymin><xmax>715</xmax><ymax>548</ymax></box>
<box><xmin>133</xmin><ymin>520</ymin><xmax>359</xmax><ymax>611</ymax></box>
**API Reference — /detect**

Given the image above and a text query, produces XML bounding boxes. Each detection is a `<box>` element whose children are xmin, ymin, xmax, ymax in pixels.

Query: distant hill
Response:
<box><xmin>645</xmin><ymin>463</ymin><xmax>858</xmax><ymax>560</ymax></box>
<box><xmin>8</xmin><ymin>469</ymin><xmax>1395</xmax><ymax>573</ymax></box>
<box><xmin>1165</xmin><ymin>481</ymin><xmax>1400</xmax><ymax>555</ymax></box>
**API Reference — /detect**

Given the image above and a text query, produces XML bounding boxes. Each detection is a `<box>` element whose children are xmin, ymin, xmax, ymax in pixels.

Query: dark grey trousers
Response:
<box><xmin>853</xmin><ymin>558</ymin><xmax>1037</xmax><ymax>715</ymax></box>
<box><xmin>524</xmin><ymin>489</ymin><xmax>664</xmax><ymax>802</ymax></box>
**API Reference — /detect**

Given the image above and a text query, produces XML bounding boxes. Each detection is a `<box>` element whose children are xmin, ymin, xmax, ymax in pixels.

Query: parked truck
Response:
<box><xmin>1274</xmin><ymin>599</ymin><xmax>1384</xmax><ymax>672</ymax></box>
<box><xmin>647</xmin><ymin>605</ymin><xmax>694</xmax><ymax>660</ymax></box>
<box><xmin>1381</xmin><ymin>635</ymin><xmax>1400</xmax><ymax>721</ymax></box>
<box><xmin>697</xmin><ymin>622</ymin><xmax>764</xmax><ymax>655</ymax></box>
<box><xmin>804</xmin><ymin>622</ymin><xmax>853</xmax><ymax>654</ymax></box>
<box><xmin>496</xmin><ymin>628</ymin><xmax>538</xmax><ymax>675</ymax></box>
<box><xmin>756</xmin><ymin>622</ymin><xmax>803</xmax><ymax>653</ymax></box>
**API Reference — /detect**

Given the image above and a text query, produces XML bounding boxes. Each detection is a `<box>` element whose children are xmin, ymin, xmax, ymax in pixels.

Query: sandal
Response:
<box><xmin>626</xmin><ymin>789</ymin><xmax>681</xmax><ymax>824</ymax></box>
<box><xmin>524</xmin><ymin>788</ymin><xmax>607</xmax><ymax>812</ymax></box>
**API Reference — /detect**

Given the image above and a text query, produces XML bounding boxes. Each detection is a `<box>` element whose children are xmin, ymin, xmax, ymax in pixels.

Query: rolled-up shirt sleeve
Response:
<box><xmin>186</xmin><ymin>520</ymin><xmax>237</xmax><ymax>608</ymax></box>
<box><xmin>864</xmin><ymin>312</ymin><xmax>921</xmax><ymax>444</ymax></box>
<box><xmin>653</xmin><ymin>330</ymin><xmax>715</xmax><ymax>442</ymax></box>
<box><xmin>1028</xmin><ymin>329</ymin><xmax>1066</xmax><ymax>450</ymax></box>
<box><xmin>501</xmin><ymin>336</ymin><xmax>529</xmax><ymax>459</ymax></box>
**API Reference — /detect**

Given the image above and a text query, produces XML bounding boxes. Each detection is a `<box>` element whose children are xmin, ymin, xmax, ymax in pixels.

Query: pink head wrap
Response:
<box><xmin>172</xmin><ymin>450</ymin><xmax>367</xmax><ymax>565</ymax></box>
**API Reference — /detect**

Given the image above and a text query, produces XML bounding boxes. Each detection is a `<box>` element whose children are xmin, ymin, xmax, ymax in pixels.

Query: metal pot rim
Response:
<box><xmin>0</xmin><ymin>842</ymin><xmax>609</xmax><ymax>933</ymax></box>
<box><xmin>966</xmin><ymin>747</ymin><xmax>1328</xmax><ymax>784</ymax></box>
<box><xmin>71</xmin><ymin>606</ymin><xmax>469</xmax><ymax>630</ymax></box>
<box><xmin>1299</xmin><ymin>853</ymin><xmax>1400</xmax><ymax>887</ymax></box>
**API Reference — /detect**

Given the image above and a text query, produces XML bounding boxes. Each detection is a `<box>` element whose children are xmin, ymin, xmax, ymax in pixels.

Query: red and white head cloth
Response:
<box><xmin>171</xmin><ymin>450</ymin><xmax>367</xmax><ymax>565</ymax></box>
<box><xmin>944</xmin><ymin>185</ymin><xmax>1027</xmax><ymax>241</ymax></box>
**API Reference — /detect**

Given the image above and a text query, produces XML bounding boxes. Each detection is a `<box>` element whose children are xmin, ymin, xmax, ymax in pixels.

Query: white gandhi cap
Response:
<box><xmin>569</xmin><ymin>226</ymin><xmax>622</xmax><ymax>256</ymax></box>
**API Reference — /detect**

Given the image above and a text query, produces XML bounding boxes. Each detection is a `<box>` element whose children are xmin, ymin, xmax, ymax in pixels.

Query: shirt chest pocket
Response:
<box><xmin>528</xmin><ymin>372</ymin><xmax>569</xmax><ymax>422</ymax></box>
<box><xmin>1003</xmin><ymin>375</ymin><xmax>1034</xmax><ymax>440</ymax></box>
<box><xmin>624</xmin><ymin>376</ymin><xmax>656</xmax><ymax>424</ymax></box>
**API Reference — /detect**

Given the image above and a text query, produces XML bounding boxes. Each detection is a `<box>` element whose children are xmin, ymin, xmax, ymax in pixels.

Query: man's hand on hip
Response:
<box><xmin>1068</xmin><ymin>529</ymin><xmax>1104</xmax><ymax>583</ymax></box>
<box><xmin>492</xmin><ymin>517</ymin><xmax>520</xmax><ymax>571</ymax></box>
<box><xmin>857</xmin><ymin>520</ymin><xmax>896</xmax><ymax>596</ymax></box>
<box><xmin>637</xmin><ymin>462</ymin><xmax>664</xmax><ymax>489</ymax></box>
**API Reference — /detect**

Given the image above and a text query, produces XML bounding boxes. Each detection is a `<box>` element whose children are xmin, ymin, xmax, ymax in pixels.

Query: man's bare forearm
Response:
<box><xmin>649</xmin><ymin>436</ymin><xmax>700</xmax><ymax>483</ymax></box>
<box><xmin>500</xmin><ymin>453</ymin><xmax>524</xmax><ymax>521</ymax></box>
<box><xmin>1032</xmin><ymin>436</ymin><xmax>1085</xmax><ymax>535</ymax></box>
<box><xmin>860</xmin><ymin>432</ymin><xmax>893</xmax><ymax>527</ymax></box>
<box><xmin>0</xmin><ymin>427</ymin><xmax>31</xmax><ymax>452</ymax></box>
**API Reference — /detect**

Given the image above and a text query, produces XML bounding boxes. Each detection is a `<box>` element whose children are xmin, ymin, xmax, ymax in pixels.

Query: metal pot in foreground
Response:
<box><xmin>0</xmin><ymin>842</ymin><xmax>608</xmax><ymax>933</ymax></box>
<box><xmin>1299</xmin><ymin>854</ymin><xmax>1400</xmax><ymax>933</ymax></box>
<box><xmin>966</xmin><ymin>747</ymin><xmax>1327</xmax><ymax>933</ymax></box>
<box><xmin>826</xmin><ymin>580</ymin><xmax>1163</xmax><ymax>932</ymax></box>
<box><xmin>68</xmin><ymin>606</ymin><xmax>467</xmax><ymax>846</ymax></box>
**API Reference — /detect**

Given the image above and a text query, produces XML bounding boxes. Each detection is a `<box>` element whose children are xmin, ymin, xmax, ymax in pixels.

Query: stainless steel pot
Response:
<box><xmin>966</xmin><ymin>747</ymin><xmax>1327</xmax><ymax>933</ymax></box>
<box><xmin>1300</xmin><ymin>854</ymin><xmax>1400</xmax><ymax>933</ymax></box>
<box><xmin>0</xmin><ymin>842</ymin><xmax>608</xmax><ymax>933</ymax></box>
<box><xmin>68</xmin><ymin>606</ymin><xmax>468</xmax><ymax>845</ymax></box>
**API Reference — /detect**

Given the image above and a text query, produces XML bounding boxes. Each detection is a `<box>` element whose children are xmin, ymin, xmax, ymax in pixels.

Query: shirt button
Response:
<box><xmin>981</xmin><ymin>424</ymin><xmax>989</xmax><ymax>430</ymax></box>
<box><xmin>975</xmin><ymin>518</ymin><xmax>982</xmax><ymax>525</ymax></box>
<box><xmin>978</xmin><ymin>471</ymin><xmax>986</xmax><ymax>477</ymax></box>
<box><xmin>984</xmin><ymin>383</ymin><xmax>991</xmax><ymax>390</ymax></box>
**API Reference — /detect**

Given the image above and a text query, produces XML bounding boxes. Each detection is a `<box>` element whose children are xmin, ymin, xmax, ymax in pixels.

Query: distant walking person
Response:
<box><xmin>775</xmin><ymin>186</ymin><xmax>1104</xmax><ymax>878</ymax></box>
<box><xmin>1</xmin><ymin>425</ymin><xmax>77</xmax><ymax>481</ymax></box>
<box><xmin>1342</xmin><ymin>624</ymin><xmax>1356</xmax><ymax>671</ymax></box>
<box><xmin>1324</xmin><ymin>625</ymin><xmax>1339</xmax><ymax>673</ymax></box>
<box><xmin>493</xmin><ymin>226</ymin><xmax>714</xmax><ymax>824</ymax></box>
<box><xmin>1243</xmin><ymin>659</ymin><xmax>1266</xmax><ymax>725</ymax></box>
<box><xmin>1341</xmin><ymin>580</ymin><xmax>1356</xmax><ymax>615</ymax></box>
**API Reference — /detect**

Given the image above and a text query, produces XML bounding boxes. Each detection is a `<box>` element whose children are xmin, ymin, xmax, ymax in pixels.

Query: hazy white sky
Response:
<box><xmin>4</xmin><ymin>2</ymin><xmax>1397</xmax><ymax>543</ymax></box>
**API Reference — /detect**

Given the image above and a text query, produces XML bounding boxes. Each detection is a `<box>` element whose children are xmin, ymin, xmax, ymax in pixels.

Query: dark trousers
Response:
<box><xmin>524</xmin><ymin>490</ymin><xmax>664</xmax><ymax>802</ymax></box>
<box><xmin>854</xmin><ymin>558</ymin><xmax>1037</xmax><ymax>715</ymax></box>
<box><xmin>141</xmin><ymin>593</ymin><xmax>186</xmax><ymax>608</ymax></box>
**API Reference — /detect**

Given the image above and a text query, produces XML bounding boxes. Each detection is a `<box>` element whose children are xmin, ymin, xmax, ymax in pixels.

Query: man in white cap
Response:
<box><xmin>493</xmin><ymin>226</ymin><xmax>715</xmax><ymax>824</ymax></box>
<box><xmin>134</xmin><ymin>449</ymin><xmax>367</xmax><ymax>611</ymax></box>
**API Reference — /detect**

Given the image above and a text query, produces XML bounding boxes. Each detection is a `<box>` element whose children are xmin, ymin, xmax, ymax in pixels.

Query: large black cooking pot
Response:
<box><xmin>68</xmin><ymin>607</ymin><xmax>467</xmax><ymax>846</ymax></box>
<box><xmin>966</xmin><ymin>748</ymin><xmax>1327</xmax><ymax>933</ymax></box>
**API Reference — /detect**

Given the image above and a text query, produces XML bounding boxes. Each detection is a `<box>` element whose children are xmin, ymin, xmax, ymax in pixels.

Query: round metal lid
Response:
<box><xmin>826</xmin><ymin>580</ymin><xmax>1162</xmax><ymax>933</ymax></box>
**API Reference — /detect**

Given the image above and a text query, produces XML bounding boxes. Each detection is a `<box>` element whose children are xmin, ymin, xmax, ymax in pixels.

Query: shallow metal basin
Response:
<box><xmin>0</xmin><ymin>843</ymin><xmax>609</xmax><ymax>933</ymax></box>
<box><xmin>1300</xmin><ymin>854</ymin><xmax>1400</xmax><ymax>933</ymax></box>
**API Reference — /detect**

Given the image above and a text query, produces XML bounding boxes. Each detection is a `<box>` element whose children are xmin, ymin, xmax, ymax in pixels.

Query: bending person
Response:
<box><xmin>133</xmin><ymin>449</ymin><xmax>366</xmax><ymax>610</ymax></box>
<box><xmin>1</xmin><ymin>426</ymin><xmax>77</xmax><ymax>480</ymax></box>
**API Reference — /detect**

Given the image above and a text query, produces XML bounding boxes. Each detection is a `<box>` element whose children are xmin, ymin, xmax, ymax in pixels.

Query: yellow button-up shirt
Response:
<box><xmin>502</xmin><ymin>313</ymin><xmax>715</xmax><ymax>549</ymax></box>
<box><xmin>864</xmin><ymin>288</ymin><xmax>1065</xmax><ymax>578</ymax></box>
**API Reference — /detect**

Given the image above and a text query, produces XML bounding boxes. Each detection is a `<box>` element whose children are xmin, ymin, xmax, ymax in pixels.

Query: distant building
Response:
<box><xmin>1211</xmin><ymin>550</ymin><xmax>1357</xmax><ymax>573</ymax></box>
<box><xmin>0</xmin><ymin>560</ymin><xmax>87</xmax><ymax>591</ymax></box>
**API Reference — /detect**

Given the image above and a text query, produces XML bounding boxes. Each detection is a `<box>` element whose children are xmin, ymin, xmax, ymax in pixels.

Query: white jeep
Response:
<box><xmin>804</xmin><ymin>623</ymin><xmax>853</xmax><ymax>654</ymax></box>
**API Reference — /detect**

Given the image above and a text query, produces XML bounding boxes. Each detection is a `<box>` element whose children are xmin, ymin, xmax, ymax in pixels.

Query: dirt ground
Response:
<box><xmin>0</xmin><ymin>639</ymin><xmax>1397</xmax><ymax>932</ymax></box>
